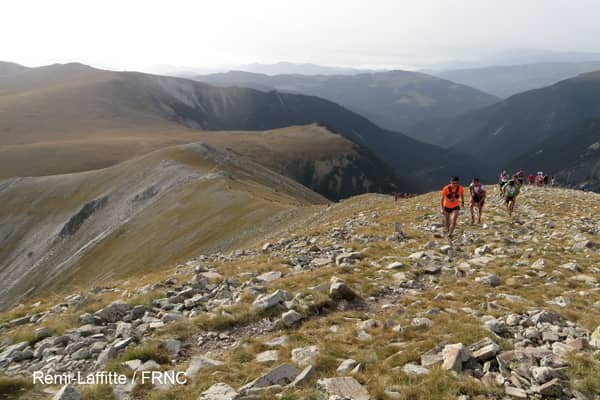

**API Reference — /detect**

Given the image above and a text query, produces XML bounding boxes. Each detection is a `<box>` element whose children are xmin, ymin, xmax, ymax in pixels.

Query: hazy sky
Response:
<box><xmin>4</xmin><ymin>0</ymin><xmax>600</xmax><ymax>70</ymax></box>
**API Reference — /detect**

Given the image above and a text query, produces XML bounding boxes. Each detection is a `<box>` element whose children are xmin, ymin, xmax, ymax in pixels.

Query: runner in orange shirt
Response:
<box><xmin>440</xmin><ymin>176</ymin><xmax>465</xmax><ymax>239</ymax></box>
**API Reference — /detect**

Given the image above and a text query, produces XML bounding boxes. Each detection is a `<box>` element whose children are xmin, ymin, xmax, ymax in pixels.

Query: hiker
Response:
<box><xmin>536</xmin><ymin>171</ymin><xmax>544</xmax><ymax>186</ymax></box>
<box><xmin>528</xmin><ymin>173</ymin><xmax>535</xmax><ymax>185</ymax></box>
<box><xmin>498</xmin><ymin>170</ymin><xmax>509</xmax><ymax>197</ymax></box>
<box><xmin>516</xmin><ymin>169</ymin><xmax>525</xmax><ymax>185</ymax></box>
<box><xmin>469</xmin><ymin>177</ymin><xmax>486</xmax><ymax>224</ymax></box>
<box><xmin>440</xmin><ymin>176</ymin><xmax>464</xmax><ymax>239</ymax></box>
<box><xmin>499</xmin><ymin>170</ymin><xmax>509</xmax><ymax>189</ymax></box>
<box><xmin>502</xmin><ymin>178</ymin><xmax>521</xmax><ymax>218</ymax></box>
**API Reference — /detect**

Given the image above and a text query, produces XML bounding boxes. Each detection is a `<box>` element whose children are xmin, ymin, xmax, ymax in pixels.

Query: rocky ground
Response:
<box><xmin>0</xmin><ymin>185</ymin><xmax>599</xmax><ymax>400</ymax></box>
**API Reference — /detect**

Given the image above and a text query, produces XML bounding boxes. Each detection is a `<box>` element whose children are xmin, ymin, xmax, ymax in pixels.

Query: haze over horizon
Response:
<box><xmin>5</xmin><ymin>0</ymin><xmax>600</xmax><ymax>73</ymax></box>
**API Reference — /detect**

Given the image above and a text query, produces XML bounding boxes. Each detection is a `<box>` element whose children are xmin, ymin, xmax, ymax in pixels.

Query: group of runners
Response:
<box><xmin>439</xmin><ymin>170</ymin><xmax>544</xmax><ymax>239</ymax></box>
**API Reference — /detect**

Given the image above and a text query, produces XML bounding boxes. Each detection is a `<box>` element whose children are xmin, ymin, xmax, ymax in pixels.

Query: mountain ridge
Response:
<box><xmin>191</xmin><ymin>69</ymin><xmax>500</xmax><ymax>134</ymax></box>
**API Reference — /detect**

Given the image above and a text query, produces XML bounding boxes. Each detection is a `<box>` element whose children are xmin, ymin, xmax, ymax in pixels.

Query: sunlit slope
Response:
<box><xmin>0</xmin><ymin>143</ymin><xmax>326</xmax><ymax>309</ymax></box>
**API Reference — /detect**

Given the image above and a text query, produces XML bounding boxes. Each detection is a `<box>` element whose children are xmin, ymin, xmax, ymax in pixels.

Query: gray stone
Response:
<box><xmin>335</xmin><ymin>251</ymin><xmax>364</xmax><ymax>265</ymax></box>
<box><xmin>559</xmin><ymin>262</ymin><xmax>579</xmax><ymax>272</ymax></box>
<box><xmin>531</xmin><ymin>366</ymin><xmax>557</xmax><ymax>384</ymax></box>
<box><xmin>35</xmin><ymin>327</ymin><xmax>51</xmax><ymax>341</ymax></box>
<box><xmin>531</xmin><ymin>258</ymin><xmax>546</xmax><ymax>270</ymax></box>
<box><xmin>139</xmin><ymin>360</ymin><xmax>161</xmax><ymax>371</ymax></box>
<box><xmin>256</xmin><ymin>350</ymin><xmax>279</xmax><ymax>363</ymax></box>
<box><xmin>530</xmin><ymin>310</ymin><xmax>561</xmax><ymax>325</ymax></box>
<box><xmin>402</xmin><ymin>363</ymin><xmax>429</xmax><ymax>376</ymax></box>
<box><xmin>124</xmin><ymin>359</ymin><xmax>142</xmax><ymax>371</ymax></box>
<box><xmin>94</xmin><ymin>344</ymin><xmax>119</xmax><ymax>369</ymax></box>
<box><xmin>93</xmin><ymin>300</ymin><xmax>131</xmax><ymax>324</ymax></box>
<box><xmin>386</xmin><ymin>261</ymin><xmax>404</xmax><ymax>270</ymax></box>
<box><xmin>198</xmin><ymin>383</ymin><xmax>239</xmax><ymax>400</ymax></box>
<box><xmin>469</xmin><ymin>338</ymin><xmax>500</xmax><ymax>361</ymax></box>
<box><xmin>71</xmin><ymin>348</ymin><xmax>90</xmax><ymax>360</ymax></box>
<box><xmin>161</xmin><ymin>312</ymin><xmax>183</xmax><ymax>323</ymax></box>
<box><xmin>474</xmin><ymin>244</ymin><xmax>492</xmax><ymax>256</ymax></box>
<box><xmin>52</xmin><ymin>385</ymin><xmax>81</xmax><ymax>400</ymax></box>
<box><xmin>239</xmin><ymin>363</ymin><xmax>299</xmax><ymax>391</ymax></box>
<box><xmin>184</xmin><ymin>294</ymin><xmax>207</xmax><ymax>309</ymax></box>
<box><xmin>163</xmin><ymin>339</ymin><xmax>182</xmax><ymax>357</ymax></box>
<box><xmin>281</xmin><ymin>310</ymin><xmax>303</xmax><ymax>327</ymax></box>
<box><xmin>290</xmin><ymin>364</ymin><xmax>314</xmax><ymax>387</ymax></box>
<box><xmin>411</xmin><ymin>317</ymin><xmax>432</xmax><ymax>328</ymax></box>
<box><xmin>291</xmin><ymin>345</ymin><xmax>319</xmax><ymax>367</ymax></box>
<box><xmin>475</xmin><ymin>274</ymin><xmax>501</xmax><ymax>287</ymax></box>
<box><xmin>265</xmin><ymin>336</ymin><xmax>288</xmax><ymax>347</ymax></box>
<box><xmin>317</xmin><ymin>377</ymin><xmax>370</xmax><ymax>400</ymax></box>
<box><xmin>504</xmin><ymin>386</ymin><xmax>527</xmax><ymax>399</ymax></box>
<box><xmin>357</xmin><ymin>319</ymin><xmax>378</xmax><ymax>330</ymax></box>
<box><xmin>185</xmin><ymin>355</ymin><xmax>224</xmax><ymax>378</ymax></box>
<box><xmin>336</xmin><ymin>359</ymin><xmax>358</xmax><ymax>374</ymax></box>
<box><xmin>113</xmin><ymin>337</ymin><xmax>134</xmax><ymax>350</ymax></box>
<box><xmin>115</xmin><ymin>322</ymin><xmax>133</xmax><ymax>339</ymax></box>
<box><xmin>252</xmin><ymin>289</ymin><xmax>291</xmax><ymax>311</ymax></box>
<box><xmin>329</xmin><ymin>277</ymin><xmax>356</xmax><ymax>301</ymax></box>
<box><xmin>534</xmin><ymin>378</ymin><xmax>564</xmax><ymax>397</ymax></box>
<box><xmin>256</xmin><ymin>271</ymin><xmax>282</xmax><ymax>282</ymax></box>
<box><xmin>441</xmin><ymin>343</ymin><xmax>469</xmax><ymax>372</ymax></box>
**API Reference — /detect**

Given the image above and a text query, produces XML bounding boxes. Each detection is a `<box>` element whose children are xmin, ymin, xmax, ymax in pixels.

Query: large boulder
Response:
<box><xmin>93</xmin><ymin>301</ymin><xmax>131</xmax><ymax>324</ymax></box>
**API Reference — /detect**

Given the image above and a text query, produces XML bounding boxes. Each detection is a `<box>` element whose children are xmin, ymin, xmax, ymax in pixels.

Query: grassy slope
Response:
<box><xmin>0</xmin><ymin>143</ymin><xmax>326</xmax><ymax>309</ymax></box>
<box><xmin>3</xmin><ymin>185</ymin><xmax>599</xmax><ymax>399</ymax></box>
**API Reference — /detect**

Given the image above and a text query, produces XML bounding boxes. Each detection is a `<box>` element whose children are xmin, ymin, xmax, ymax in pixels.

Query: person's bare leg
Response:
<box><xmin>470</xmin><ymin>202</ymin><xmax>475</xmax><ymax>224</ymax></box>
<box><xmin>449</xmin><ymin>211</ymin><xmax>459</xmax><ymax>237</ymax></box>
<box><xmin>443</xmin><ymin>211</ymin><xmax>450</xmax><ymax>233</ymax></box>
<box><xmin>477</xmin><ymin>203</ymin><xmax>483</xmax><ymax>224</ymax></box>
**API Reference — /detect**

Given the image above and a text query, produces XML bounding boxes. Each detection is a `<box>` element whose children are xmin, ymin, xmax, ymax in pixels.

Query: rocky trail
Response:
<box><xmin>1</xmin><ymin>186</ymin><xmax>599</xmax><ymax>400</ymax></box>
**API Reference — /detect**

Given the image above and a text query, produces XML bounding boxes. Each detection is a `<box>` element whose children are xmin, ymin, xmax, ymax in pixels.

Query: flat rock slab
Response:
<box><xmin>317</xmin><ymin>377</ymin><xmax>370</xmax><ymax>400</ymax></box>
<box><xmin>198</xmin><ymin>383</ymin><xmax>239</xmax><ymax>400</ymax></box>
<box><xmin>185</xmin><ymin>355</ymin><xmax>224</xmax><ymax>378</ymax></box>
<box><xmin>291</xmin><ymin>345</ymin><xmax>320</xmax><ymax>367</ymax></box>
<box><xmin>239</xmin><ymin>363</ymin><xmax>299</xmax><ymax>392</ymax></box>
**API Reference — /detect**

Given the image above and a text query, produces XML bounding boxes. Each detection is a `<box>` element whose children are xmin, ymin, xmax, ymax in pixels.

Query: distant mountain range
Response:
<box><xmin>432</xmin><ymin>61</ymin><xmax>600</xmax><ymax>98</ymax></box>
<box><xmin>510</xmin><ymin>119</ymin><xmax>600</xmax><ymax>191</ymax></box>
<box><xmin>146</xmin><ymin>61</ymin><xmax>380</xmax><ymax>77</ymax></box>
<box><xmin>191</xmin><ymin>70</ymin><xmax>500</xmax><ymax>133</ymax></box>
<box><xmin>0</xmin><ymin>61</ymin><xmax>483</xmax><ymax>193</ymax></box>
<box><xmin>407</xmin><ymin>70</ymin><xmax>600</xmax><ymax>188</ymax></box>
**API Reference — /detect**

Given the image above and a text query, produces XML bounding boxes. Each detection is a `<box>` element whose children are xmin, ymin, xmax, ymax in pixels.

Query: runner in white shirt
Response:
<box><xmin>469</xmin><ymin>177</ymin><xmax>486</xmax><ymax>224</ymax></box>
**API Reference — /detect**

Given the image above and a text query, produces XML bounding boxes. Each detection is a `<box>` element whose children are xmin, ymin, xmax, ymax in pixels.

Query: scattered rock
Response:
<box><xmin>402</xmin><ymin>363</ymin><xmax>429</xmax><ymax>376</ymax></box>
<box><xmin>281</xmin><ymin>310</ymin><xmax>303</xmax><ymax>327</ymax></box>
<box><xmin>52</xmin><ymin>385</ymin><xmax>81</xmax><ymax>400</ymax></box>
<box><xmin>329</xmin><ymin>276</ymin><xmax>357</xmax><ymax>301</ymax></box>
<box><xmin>252</xmin><ymin>289</ymin><xmax>291</xmax><ymax>311</ymax></box>
<box><xmin>336</xmin><ymin>359</ymin><xmax>358</xmax><ymax>374</ymax></box>
<box><xmin>291</xmin><ymin>346</ymin><xmax>319</xmax><ymax>367</ymax></box>
<box><xmin>198</xmin><ymin>383</ymin><xmax>239</xmax><ymax>400</ymax></box>
<box><xmin>317</xmin><ymin>377</ymin><xmax>370</xmax><ymax>400</ymax></box>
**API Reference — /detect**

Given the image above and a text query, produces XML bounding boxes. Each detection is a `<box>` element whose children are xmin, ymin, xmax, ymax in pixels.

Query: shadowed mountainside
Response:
<box><xmin>192</xmin><ymin>69</ymin><xmax>499</xmax><ymax>133</ymax></box>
